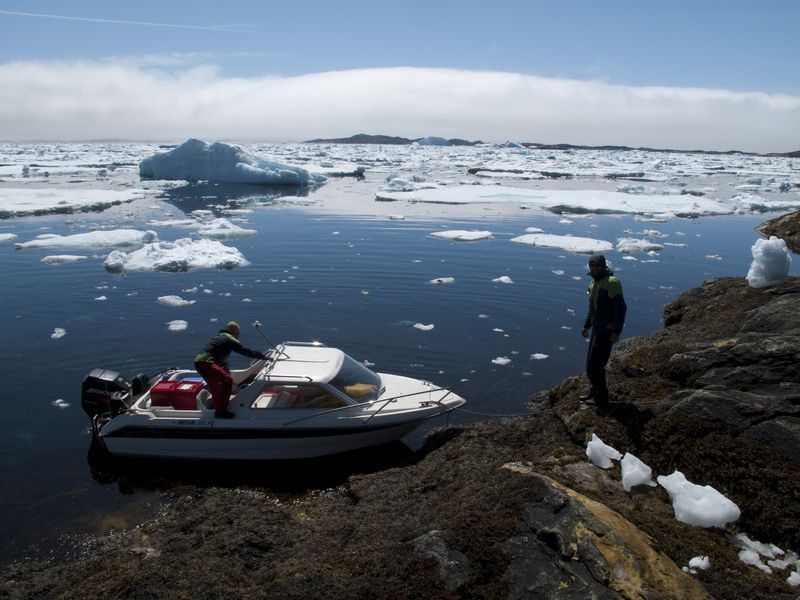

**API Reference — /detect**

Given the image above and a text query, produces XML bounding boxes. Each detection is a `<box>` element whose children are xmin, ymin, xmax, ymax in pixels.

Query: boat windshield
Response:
<box><xmin>329</xmin><ymin>355</ymin><xmax>382</xmax><ymax>403</ymax></box>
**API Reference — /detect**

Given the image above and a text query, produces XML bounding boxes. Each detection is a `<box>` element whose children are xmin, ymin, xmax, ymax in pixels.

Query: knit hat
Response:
<box><xmin>226</xmin><ymin>321</ymin><xmax>241</xmax><ymax>338</ymax></box>
<box><xmin>588</xmin><ymin>254</ymin><xmax>607</xmax><ymax>266</ymax></box>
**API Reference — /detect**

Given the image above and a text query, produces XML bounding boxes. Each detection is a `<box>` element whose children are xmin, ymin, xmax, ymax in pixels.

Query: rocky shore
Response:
<box><xmin>2</xmin><ymin>222</ymin><xmax>799</xmax><ymax>599</ymax></box>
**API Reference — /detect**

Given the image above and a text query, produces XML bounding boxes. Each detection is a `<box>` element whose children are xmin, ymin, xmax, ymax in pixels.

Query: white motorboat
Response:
<box><xmin>81</xmin><ymin>341</ymin><xmax>466</xmax><ymax>460</ymax></box>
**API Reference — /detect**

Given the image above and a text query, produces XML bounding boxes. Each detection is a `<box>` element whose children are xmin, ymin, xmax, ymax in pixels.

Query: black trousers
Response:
<box><xmin>586</xmin><ymin>329</ymin><xmax>613</xmax><ymax>405</ymax></box>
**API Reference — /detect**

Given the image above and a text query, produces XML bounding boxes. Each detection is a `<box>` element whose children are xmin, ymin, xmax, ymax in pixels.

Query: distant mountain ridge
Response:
<box><xmin>303</xmin><ymin>133</ymin><xmax>479</xmax><ymax>146</ymax></box>
<box><xmin>303</xmin><ymin>133</ymin><xmax>800</xmax><ymax>158</ymax></box>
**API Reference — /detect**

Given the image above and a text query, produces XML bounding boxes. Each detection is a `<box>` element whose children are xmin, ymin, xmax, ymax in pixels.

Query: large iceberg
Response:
<box><xmin>139</xmin><ymin>139</ymin><xmax>327</xmax><ymax>186</ymax></box>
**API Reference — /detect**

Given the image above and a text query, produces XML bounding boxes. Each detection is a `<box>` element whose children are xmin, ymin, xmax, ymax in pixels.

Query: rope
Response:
<box><xmin>453</xmin><ymin>405</ymin><xmax>552</xmax><ymax>419</ymax></box>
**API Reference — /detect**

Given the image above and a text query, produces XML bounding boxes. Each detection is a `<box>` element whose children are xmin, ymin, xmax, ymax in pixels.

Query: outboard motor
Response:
<box><xmin>81</xmin><ymin>368</ymin><xmax>132</xmax><ymax>417</ymax></box>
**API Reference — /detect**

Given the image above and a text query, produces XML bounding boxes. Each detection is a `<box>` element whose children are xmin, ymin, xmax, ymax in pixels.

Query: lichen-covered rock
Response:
<box><xmin>758</xmin><ymin>210</ymin><xmax>800</xmax><ymax>254</ymax></box>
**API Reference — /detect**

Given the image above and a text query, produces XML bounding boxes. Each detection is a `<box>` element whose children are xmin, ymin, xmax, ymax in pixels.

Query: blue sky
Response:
<box><xmin>1</xmin><ymin>1</ymin><xmax>798</xmax><ymax>151</ymax></box>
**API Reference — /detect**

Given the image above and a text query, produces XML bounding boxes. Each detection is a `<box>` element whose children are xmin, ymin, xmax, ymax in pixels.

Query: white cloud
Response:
<box><xmin>1</xmin><ymin>59</ymin><xmax>798</xmax><ymax>153</ymax></box>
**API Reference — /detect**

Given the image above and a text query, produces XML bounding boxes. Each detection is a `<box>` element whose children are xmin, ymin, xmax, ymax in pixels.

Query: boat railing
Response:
<box><xmin>282</xmin><ymin>386</ymin><xmax>455</xmax><ymax>426</ymax></box>
<box><xmin>362</xmin><ymin>387</ymin><xmax>454</xmax><ymax>424</ymax></box>
<box><xmin>281</xmin><ymin>401</ymin><xmax>374</xmax><ymax>425</ymax></box>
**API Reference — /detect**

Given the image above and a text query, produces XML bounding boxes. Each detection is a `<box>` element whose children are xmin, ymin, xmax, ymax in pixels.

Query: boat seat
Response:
<box><xmin>196</xmin><ymin>389</ymin><xmax>213</xmax><ymax>410</ymax></box>
<box><xmin>252</xmin><ymin>390</ymin><xmax>297</xmax><ymax>408</ymax></box>
<box><xmin>272</xmin><ymin>391</ymin><xmax>296</xmax><ymax>408</ymax></box>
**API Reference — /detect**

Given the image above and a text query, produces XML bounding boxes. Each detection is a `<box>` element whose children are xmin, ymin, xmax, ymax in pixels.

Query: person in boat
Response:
<box><xmin>580</xmin><ymin>255</ymin><xmax>627</xmax><ymax>415</ymax></box>
<box><xmin>194</xmin><ymin>321</ymin><xmax>268</xmax><ymax>419</ymax></box>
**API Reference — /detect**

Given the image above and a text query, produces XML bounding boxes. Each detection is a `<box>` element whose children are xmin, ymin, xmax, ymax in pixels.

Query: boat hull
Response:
<box><xmin>98</xmin><ymin>418</ymin><xmax>425</xmax><ymax>460</ymax></box>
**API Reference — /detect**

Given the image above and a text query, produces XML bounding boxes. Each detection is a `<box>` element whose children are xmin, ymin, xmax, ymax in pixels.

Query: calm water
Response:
<box><xmin>0</xmin><ymin>185</ymin><xmax>795</xmax><ymax>564</ymax></box>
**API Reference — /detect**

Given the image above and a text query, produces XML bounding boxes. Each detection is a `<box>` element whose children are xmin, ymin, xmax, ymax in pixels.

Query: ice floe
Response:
<box><xmin>105</xmin><ymin>238</ymin><xmax>249</xmax><ymax>273</ymax></box>
<box><xmin>431</xmin><ymin>230</ymin><xmax>493</xmax><ymax>242</ymax></box>
<box><xmin>157</xmin><ymin>295</ymin><xmax>196</xmax><ymax>307</ymax></box>
<box><xmin>510</xmin><ymin>233</ymin><xmax>614</xmax><ymax>254</ymax></box>
<box><xmin>41</xmin><ymin>255</ymin><xmax>88</xmax><ymax>264</ymax></box>
<box><xmin>16</xmin><ymin>230</ymin><xmax>158</xmax><ymax>249</ymax></box>
<box><xmin>0</xmin><ymin>188</ymin><xmax>146</xmax><ymax>218</ymax></box>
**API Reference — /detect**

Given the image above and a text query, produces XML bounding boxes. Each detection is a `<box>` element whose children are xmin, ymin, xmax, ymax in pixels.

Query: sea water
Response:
<box><xmin>0</xmin><ymin>157</ymin><xmax>796</xmax><ymax>565</ymax></box>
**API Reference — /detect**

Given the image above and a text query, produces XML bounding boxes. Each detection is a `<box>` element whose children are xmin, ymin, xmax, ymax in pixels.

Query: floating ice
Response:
<box><xmin>0</xmin><ymin>188</ymin><xmax>145</xmax><ymax>218</ymax></box>
<box><xmin>41</xmin><ymin>255</ymin><xmax>87</xmax><ymax>264</ymax></box>
<box><xmin>198</xmin><ymin>218</ymin><xmax>258</xmax><ymax>240</ymax></box>
<box><xmin>431</xmin><ymin>230</ymin><xmax>493</xmax><ymax>242</ymax></box>
<box><xmin>620</xmin><ymin>452</ymin><xmax>657</xmax><ymax>491</ymax></box>
<box><xmin>530</xmin><ymin>353</ymin><xmax>549</xmax><ymax>360</ymax></box>
<box><xmin>167</xmin><ymin>320</ymin><xmax>188</xmax><ymax>331</ymax></box>
<box><xmin>16</xmin><ymin>229</ymin><xmax>158</xmax><ymax>249</ymax></box>
<box><xmin>430</xmin><ymin>277</ymin><xmax>455</xmax><ymax>285</ymax></box>
<box><xmin>746</xmin><ymin>236</ymin><xmax>791</xmax><ymax>288</ymax></box>
<box><xmin>413</xmin><ymin>323</ymin><xmax>434</xmax><ymax>331</ymax></box>
<box><xmin>586</xmin><ymin>433</ymin><xmax>622</xmax><ymax>469</ymax></box>
<box><xmin>511</xmin><ymin>233</ymin><xmax>614</xmax><ymax>255</ymax></box>
<box><xmin>105</xmin><ymin>238</ymin><xmax>249</xmax><ymax>273</ymax></box>
<box><xmin>657</xmin><ymin>470</ymin><xmax>741</xmax><ymax>527</ymax></box>
<box><xmin>491</xmin><ymin>356</ymin><xmax>511</xmax><ymax>365</ymax></box>
<box><xmin>157</xmin><ymin>295</ymin><xmax>196</xmax><ymax>307</ymax></box>
<box><xmin>616</xmin><ymin>237</ymin><xmax>665</xmax><ymax>254</ymax></box>
<box><xmin>0</xmin><ymin>233</ymin><xmax>18</xmax><ymax>242</ymax></box>
<box><xmin>139</xmin><ymin>139</ymin><xmax>326</xmax><ymax>186</ymax></box>
<box><xmin>50</xmin><ymin>328</ymin><xmax>66</xmax><ymax>339</ymax></box>
<box><xmin>51</xmin><ymin>399</ymin><xmax>70</xmax><ymax>409</ymax></box>
<box><xmin>377</xmin><ymin>185</ymin><xmax>732</xmax><ymax>217</ymax></box>
<box><xmin>492</xmin><ymin>275</ymin><xmax>513</xmax><ymax>284</ymax></box>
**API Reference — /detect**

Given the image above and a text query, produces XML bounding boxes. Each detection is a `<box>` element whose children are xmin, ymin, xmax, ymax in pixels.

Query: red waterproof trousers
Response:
<box><xmin>194</xmin><ymin>362</ymin><xmax>232</xmax><ymax>411</ymax></box>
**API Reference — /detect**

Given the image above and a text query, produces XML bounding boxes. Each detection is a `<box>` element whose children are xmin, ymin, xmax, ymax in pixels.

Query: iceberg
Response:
<box><xmin>139</xmin><ymin>139</ymin><xmax>327</xmax><ymax>186</ymax></box>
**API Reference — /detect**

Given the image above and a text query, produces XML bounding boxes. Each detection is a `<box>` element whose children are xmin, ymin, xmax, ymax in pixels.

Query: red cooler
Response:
<box><xmin>150</xmin><ymin>380</ymin><xmax>205</xmax><ymax>410</ymax></box>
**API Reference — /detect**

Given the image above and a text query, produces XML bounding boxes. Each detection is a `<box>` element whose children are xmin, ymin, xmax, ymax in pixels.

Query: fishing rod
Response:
<box><xmin>252</xmin><ymin>320</ymin><xmax>289</xmax><ymax>358</ymax></box>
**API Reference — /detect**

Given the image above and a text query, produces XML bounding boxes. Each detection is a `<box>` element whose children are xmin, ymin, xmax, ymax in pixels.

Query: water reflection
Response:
<box><xmin>160</xmin><ymin>182</ymin><xmax>312</xmax><ymax>215</ymax></box>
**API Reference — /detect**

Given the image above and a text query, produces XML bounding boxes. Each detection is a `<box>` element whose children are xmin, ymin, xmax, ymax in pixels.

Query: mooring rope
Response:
<box><xmin>453</xmin><ymin>405</ymin><xmax>551</xmax><ymax>419</ymax></box>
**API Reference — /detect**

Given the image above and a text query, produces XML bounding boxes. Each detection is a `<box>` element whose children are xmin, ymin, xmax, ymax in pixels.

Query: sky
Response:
<box><xmin>0</xmin><ymin>1</ymin><xmax>798</xmax><ymax>152</ymax></box>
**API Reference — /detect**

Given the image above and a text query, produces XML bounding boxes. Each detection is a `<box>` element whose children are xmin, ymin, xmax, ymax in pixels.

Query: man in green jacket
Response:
<box><xmin>194</xmin><ymin>321</ymin><xmax>268</xmax><ymax>419</ymax></box>
<box><xmin>581</xmin><ymin>255</ymin><xmax>627</xmax><ymax>414</ymax></box>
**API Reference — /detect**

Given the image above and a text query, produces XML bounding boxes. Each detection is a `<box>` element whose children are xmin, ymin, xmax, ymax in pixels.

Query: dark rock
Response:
<box><xmin>757</xmin><ymin>210</ymin><xmax>800</xmax><ymax>254</ymax></box>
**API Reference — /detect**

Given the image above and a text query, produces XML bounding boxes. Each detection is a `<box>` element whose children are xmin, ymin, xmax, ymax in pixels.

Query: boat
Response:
<box><xmin>81</xmin><ymin>341</ymin><xmax>466</xmax><ymax>460</ymax></box>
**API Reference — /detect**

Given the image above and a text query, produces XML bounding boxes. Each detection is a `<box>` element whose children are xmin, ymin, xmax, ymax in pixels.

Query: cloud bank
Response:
<box><xmin>1</xmin><ymin>59</ymin><xmax>798</xmax><ymax>153</ymax></box>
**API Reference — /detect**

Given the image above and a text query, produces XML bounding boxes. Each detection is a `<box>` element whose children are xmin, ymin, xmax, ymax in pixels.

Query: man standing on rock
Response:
<box><xmin>581</xmin><ymin>255</ymin><xmax>627</xmax><ymax>414</ymax></box>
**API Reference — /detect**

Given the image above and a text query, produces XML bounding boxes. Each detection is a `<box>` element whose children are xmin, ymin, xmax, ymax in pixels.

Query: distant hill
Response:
<box><xmin>303</xmin><ymin>133</ymin><xmax>799</xmax><ymax>157</ymax></box>
<box><xmin>303</xmin><ymin>133</ymin><xmax>481</xmax><ymax>147</ymax></box>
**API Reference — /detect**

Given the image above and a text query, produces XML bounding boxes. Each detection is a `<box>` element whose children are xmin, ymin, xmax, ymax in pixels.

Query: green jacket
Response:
<box><xmin>195</xmin><ymin>330</ymin><xmax>266</xmax><ymax>366</ymax></box>
<box><xmin>584</xmin><ymin>272</ymin><xmax>627</xmax><ymax>335</ymax></box>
